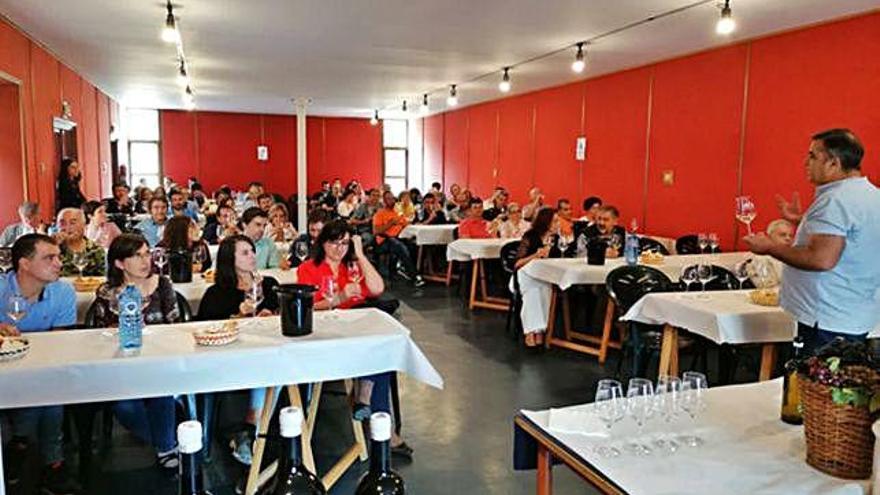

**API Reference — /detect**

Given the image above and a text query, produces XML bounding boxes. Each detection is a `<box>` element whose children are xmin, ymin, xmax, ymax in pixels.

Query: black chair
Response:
<box><xmin>500</xmin><ymin>240</ymin><xmax>523</xmax><ymax>340</ymax></box>
<box><xmin>637</xmin><ymin>236</ymin><xmax>670</xmax><ymax>255</ymax></box>
<box><xmin>675</xmin><ymin>235</ymin><xmax>701</xmax><ymax>255</ymax></box>
<box><xmin>605</xmin><ymin>266</ymin><xmax>701</xmax><ymax>378</ymax></box>
<box><xmin>680</xmin><ymin>264</ymin><xmax>752</xmax><ymax>292</ymax></box>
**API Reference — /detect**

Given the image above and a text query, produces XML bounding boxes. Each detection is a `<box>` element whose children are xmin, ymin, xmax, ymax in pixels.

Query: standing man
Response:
<box><xmin>745</xmin><ymin>129</ymin><xmax>880</xmax><ymax>353</ymax></box>
<box><xmin>1</xmin><ymin>234</ymin><xmax>80</xmax><ymax>494</ymax></box>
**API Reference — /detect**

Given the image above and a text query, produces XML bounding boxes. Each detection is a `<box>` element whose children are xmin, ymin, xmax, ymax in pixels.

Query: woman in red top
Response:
<box><xmin>296</xmin><ymin>220</ymin><xmax>384</xmax><ymax>309</ymax></box>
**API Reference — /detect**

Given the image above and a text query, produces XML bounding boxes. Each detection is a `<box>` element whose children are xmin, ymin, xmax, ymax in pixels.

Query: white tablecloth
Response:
<box><xmin>520</xmin><ymin>252</ymin><xmax>750</xmax><ymax>291</ymax></box>
<box><xmin>0</xmin><ymin>308</ymin><xmax>442</xmax><ymax>409</ymax></box>
<box><xmin>521</xmin><ymin>379</ymin><xmax>869</xmax><ymax>494</ymax></box>
<box><xmin>399</xmin><ymin>224</ymin><xmax>457</xmax><ymax>245</ymax></box>
<box><xmin>622</xmin><ymin>290</ymin><xmax>880</xmax><ymax>344</ymax></box>
<box><xmin>446</xmin><ymin>238</ymin><xmax>518</xmax><ymax>262</ymax></box>
<box><xmin>70</xmin><ymin>268</ymin><xmax>298</xmax><ymax>323</ymax></box>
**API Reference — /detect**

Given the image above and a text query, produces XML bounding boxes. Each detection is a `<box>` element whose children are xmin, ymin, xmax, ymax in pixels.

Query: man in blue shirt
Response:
<box><xmin>0</xmin><ymin>234</ymin><xmax>80</xmax><ymax>494</ymax></box>
<box><xmin>240</xmin><ymin>207</ymin><xmax>286</xmax><ymax>269</ymax></box>
<box><xmin>168</xmin><ymin>189</ymin><xmax>199</xmax><ymax>222</ymax></box>
<box><xmin>745</xmin><ymin>129</ymin><xmax>880</xmax><ymax>353</ymax></box>
<box><xmin>135</xmin><ymin>196</ymin><xmax>169</xmax><ymax>247</ymax></box>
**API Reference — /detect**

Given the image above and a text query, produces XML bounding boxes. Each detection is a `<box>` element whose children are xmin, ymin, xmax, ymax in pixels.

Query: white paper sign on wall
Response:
<box><xmin>257</xmin><ymin>145</ymin><xmax>269</xmax><ymax>161</ymax></box>
<box><xmin>575</xmin><ymin>136</ymin><xmax>587</xmax><ymax>161</ymax></box>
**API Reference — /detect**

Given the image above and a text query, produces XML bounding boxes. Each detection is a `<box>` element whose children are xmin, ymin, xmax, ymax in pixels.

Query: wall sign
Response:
<box><xmin>575</xmin><ymin>136</ymin><xmax>587</xmax><ymax>161</ymax></box>
<box><xmin>257</xmin><ymin>145</ymin><xmax>269</xmax><ymax>161</ymax></box>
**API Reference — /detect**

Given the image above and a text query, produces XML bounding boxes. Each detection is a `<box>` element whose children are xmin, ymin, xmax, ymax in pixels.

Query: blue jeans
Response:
<box><xmin>5</xmin><ymin>406</ymin><xmax>64</xmax><ymax>464</ymax></box>
<box><xmin>363</xmin><ymin>373</ymin><xmax>392</xmax><ymax>414</ymax></box>
<box><xmin>376</xmin><ymin>238</ymin><xmax>417</xmax><ymax>278</ymax></box>
<box><xmin>113</xmin><ymin>397</ymin><xmax>176</xmax><ymax>452</ymax></box>
<box><xmin>797</xmin><ymin>322</ymin><xmax>868</xmax><ymax>357</ymax></box>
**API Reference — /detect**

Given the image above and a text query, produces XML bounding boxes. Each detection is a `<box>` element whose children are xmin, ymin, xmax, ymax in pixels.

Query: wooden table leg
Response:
<box><xmin>537</xmin><ymin>444</ymin><xmax>553</xmax><ymax>495</ymax></box>
<box><xmin>658</xmin><ymin>325</ymin><xmax>679</xmax><ymax>377</ymax></box>
<box><xmin>478</xmin><ymin>260</ymin><xmax>489</xmax><ymax>302</ymax></box>
<box><xmin>468</xmin><ymin>260</ymin><xmax>479</xmax><ymax>310</ymax></box>
<box><xmin>759</xmin><ymin>344</ymin><xmax>777</xmax><ymax>381</ymax></box>
<box><xmin>245</xmin><ymin>386</ymin><xmax>278</xmax><ymax>495</ymax></box>
<box><xmin>560</xmin><ymin>292</ymin><xmax>572</xmax><ymax>341</ymax></box>
<box><xmin>598</xmin><ymin>299</ymin><xmax>615</xmax><ymax>364</ymax></box>
<box><xmin>445</xmin><ymin>260</ymin><xmax>454</xmax><ymax>286</ymax></box>
<box><xmin>543</xmin><ymin>288</ymin><xmax>558</xmax><ymax>349</ymax></box>
<box><xmin>416</xmin><ymin>245</ymin><xmax>424</xmax><ymax>274</ymax></box>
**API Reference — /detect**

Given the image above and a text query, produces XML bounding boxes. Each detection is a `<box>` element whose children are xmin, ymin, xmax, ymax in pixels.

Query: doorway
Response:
<box><xmin>0</xmin><ymin>73</ymin><xmax>27</xmax><ymax>226</ymax></box>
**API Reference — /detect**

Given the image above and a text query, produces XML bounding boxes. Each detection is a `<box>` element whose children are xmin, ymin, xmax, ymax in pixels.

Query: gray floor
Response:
<box><xmin>13</xmin><ymin>283</ymin><xmax>625</xmax><ymax>494</ymax></box>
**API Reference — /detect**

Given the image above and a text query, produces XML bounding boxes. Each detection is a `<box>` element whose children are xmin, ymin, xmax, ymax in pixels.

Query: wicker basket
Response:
<box><xmin>799</xmin><ymin>373</ymin><xmax>877</xmax><ymax>479</ymax></box>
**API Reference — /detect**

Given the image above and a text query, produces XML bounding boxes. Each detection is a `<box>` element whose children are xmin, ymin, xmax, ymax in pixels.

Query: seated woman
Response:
<box><xmin>83</xmin><ymin>200</ymin><xmax>122</xmax><ymax>249</ymax></box>
<box><xmin>157</xmin><ymin>216</ymin><xmax>212</xmax><ymax>273</ymax></box>
<box><xmin>394</xmin><ymin>190</ymin><xmax>417</xmax><ymax>223</ymax></box>
<box><xmin>513</xmin><ymin>207</ymin><xmax>558</xmax><ymax>347</ymax></box>
<box><xmin>91</xmin><ymin>234</ymin><xmax>180</xmax><ymax>469</ymax></box>
<box><xmin>296</xmin><ymin>220</ymin><xmax>409</xmax><ymax>456</ymax></box>
<box><xmin>498</xmin><ymin>202</ymin><xmax>530</xmax><ymax>239</ymax></box>
<box><xmin>55</xmin><ymin>207</ymin><xmax>106</xmax><ymax>277</ymax></box>
<box><xmin>265</xmin><ymin>203</ymin><xmax>297</xmax><ymax>243</ymax></box>
<box><xmin>196</xmin><ymin>235</ymin><xmax>279</xmax><ymax>466</ymax></box>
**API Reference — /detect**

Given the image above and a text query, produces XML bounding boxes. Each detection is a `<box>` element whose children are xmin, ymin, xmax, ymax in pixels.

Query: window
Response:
<box><xmin>382</xmin><ymin>120</ymin><xmax>408</xmax><ymax>194</ymax></box>
<box><xmin>126</xmin><ymin>109</ymin><xmax>161</xmax><ymax>188</ymax></box>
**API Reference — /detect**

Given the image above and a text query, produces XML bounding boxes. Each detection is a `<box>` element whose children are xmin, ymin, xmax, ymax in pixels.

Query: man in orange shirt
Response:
<box><xmin>458</xmin><ymin>198</ymin><xmax>496</xmax><ymax>239</ymax></box>
<box><xmin>556</xmin><ymin>198</ymin><xmax>574</xmax><ymax>238</ymax></box>
<box><xmin>373</xmin><ymin>191</ymin><xmax>424</xmax><ymax>287</ymax></box>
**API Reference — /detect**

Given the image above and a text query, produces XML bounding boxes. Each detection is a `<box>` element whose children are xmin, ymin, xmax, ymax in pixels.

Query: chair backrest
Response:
<box><xmin>452</xmin><ymin>226</ymin><xmax>459</xmax><ymax>240</ymax></box>
<box><xmin>606</xmin><ymin>265</ymin><xmax>673</xmax><ymax>313</ymax></box>
<box><xmin>675</xmin><ymin>235</ymin><xmax>700</xmax><ymax>255</ymax></box>
<box><xmin>680</xmin><ymin>264</ymin><xmax>748</xmax><ymax>291</ymax></box>
<box><xmin>83</xmin><ymin>299</ymin><xmax>100</xmax><ymax>328</ymax></box>
<box><xmin>637</xmin><ymin>236</ymin><xmax>670</xmax><ymax>255</ymax></box>
<box><xmin>499</xmin><ymin>240</ymin><xmax>521</xmax><ymax>274</ymax></box>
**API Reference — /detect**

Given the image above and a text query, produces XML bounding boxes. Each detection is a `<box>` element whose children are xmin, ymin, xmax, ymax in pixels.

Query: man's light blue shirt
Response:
<box><xmin>136</xmin><ymin>218</ymin><xmax>166</xmax><ymax>247</ymax></box>
<box><xmin>0</xmin><ymin>271</ymin><xmax>76</xmax><ymax>331</ymax></box>
<box><xmin>781</xmin><ymin>177</ymin><xmax>880</xmax><ymax>334</ymax></box>
<box><xmin>254</xmin><ymin>237</ymin><xmax>280</xmax><ymax>269</ymax></box>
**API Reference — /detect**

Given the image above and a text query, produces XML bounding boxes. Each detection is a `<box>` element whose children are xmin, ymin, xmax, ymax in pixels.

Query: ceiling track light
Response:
<box><xmin>402</xmin><ymin>100</ymin><xmax>408</xmax><ymax>112</ymax></box>
<box><xmin>161</xmin><ymin>1</ymin><xmax>179</xmax><ymax>43</ymax></box>
<box><xmin>572</xmin><ymin>42</ymin><xmax>586</xmax><ymax>73</ymax></box>
<box><xmin>370</xmin><ymin>110</ymin><xmax>379</xmax><ymax>125</ymax></box>
<box><xmin>716</xmin><ymin>0</ymin><xmax>736</xmax><ymax>35</ymax></box>
<box><xmin>447</xmin><ymin>85</ymin><xmax>459</xmax><ymax>107</ymax></box>
<box><xmin>420</xmin><ymin>94</ymin><xmax>429</xmax><ymax>114</ymax></box>
<box><xmin>498</xmin><ymin>67</ymin><xmax>512</xmax><ymax>93</ymax></box>
<box><xmin>176</xmin><ymin>60</ymin><xmax>189</xmax><ymax>87</ymax></box>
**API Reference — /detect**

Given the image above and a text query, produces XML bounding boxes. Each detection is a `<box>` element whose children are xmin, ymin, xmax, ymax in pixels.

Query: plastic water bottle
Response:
<box><xmin>118</xmin><ymin>284</ymin><xmax>143</xmax><ymax>353</ymax></box>
<box><xmin>624</xmin><ymin>232</ymin><xmax>639</xmax><ymax>266</ymax></box>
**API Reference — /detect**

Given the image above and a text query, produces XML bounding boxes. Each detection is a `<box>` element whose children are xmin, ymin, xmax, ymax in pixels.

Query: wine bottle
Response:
<box><xmin>178</xmin><ymin>420</ymin><xmax>212</xmax><ymax>495</ymax></box>
<box><xmin>781</xmin><ymin>336</ymin><xmax>805</xmax><ymax>425</ymax></box>
<box><xmin>355</xmin><ymin>412</ymin><xmax>405</xmax><ymax>495</ymax></box>
<box><xmin>269</xmin><ymin>407</ymin><xmax>326</xmax><ymax>495</ymax></box>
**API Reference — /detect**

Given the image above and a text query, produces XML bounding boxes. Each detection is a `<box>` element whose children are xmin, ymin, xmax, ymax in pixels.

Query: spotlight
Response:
<box><xmin>176</xmin><ymin>61</ymin><xmax>189</xmax><ymax>87</ymax></box>
<box><xmin>370</xmin><ymin>110</ymin><xmax>379</xmax><ymax>126</ymax></box>
<box><xmin>498</xmin><ymin>68</ymin><xmax>511</xmax><ymax>93</ymax></box>
<box><xmin>161</xmin><ymin>1</ymin><xmax>179</xmax><ymax>43</ymax></box>
<box><xmin>447</xmin><ymin>85</ymin><xmax>458</xmax><ymax>107</ymax></box>
<box><xmin>572</xmin><ymin>43</ymin><xmax>585</xmax><ymax>73</ymax></box>
<box><xmin>716</xmin><ymin>0</ymin><xmax>736</xmax><ymax>35</ymax></box>
<box><xmin>420</xmin><ymin>94</ymin><xmax>429</xmax><ymax>114</ymax></box>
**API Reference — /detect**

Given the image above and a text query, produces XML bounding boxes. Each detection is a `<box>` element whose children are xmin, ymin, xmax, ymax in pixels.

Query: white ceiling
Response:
<box><xmin>1</xmin><ymin>0</ymin><xmax>877</xmax><ymax>118</ymax></box>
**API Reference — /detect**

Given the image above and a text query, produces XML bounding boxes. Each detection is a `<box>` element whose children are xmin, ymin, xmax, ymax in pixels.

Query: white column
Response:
<box><xmin>294</xmin><ymin>98</ymin><xmax>310</xmax><ymax>229</ymax></box>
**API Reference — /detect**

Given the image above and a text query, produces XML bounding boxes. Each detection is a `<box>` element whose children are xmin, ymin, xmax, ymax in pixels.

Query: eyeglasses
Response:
<box><xmin>326</xmin><ymin>239</ymin><xmax>350</xmax><ymax>248</ymax></box>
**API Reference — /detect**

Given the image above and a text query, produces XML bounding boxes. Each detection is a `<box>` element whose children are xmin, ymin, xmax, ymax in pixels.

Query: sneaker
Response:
<box><xmin>352</xmin><ymin>403</ymin><xmax>372</xmax><ymax>422</ymax></box>
<box><xmin>391</xmin><ymin>441</ymin><xmax>414</xmax><ymax>459</ymax></box>
<box><xmin>229</xmin><ymin>427</ymin><xmax>254</xmax><ymax>466</ymax></box>
<box><xmin>413</xmin><ymin>275</ymin><xmax>425</xmax><ymax>288</ymax></box>
<box><xmin>41</xmin><ymin>462</ymin><xmax>82</xmax><ymax>495</ymax></box>
<box><xmin>396</xmin><ymin>267</ymin><xmax>412</xmax><ymax>281</ymax></box>
<box><xmin>235</xmin><ymin>475</ymin><xmax>246</xmax><ymax>495</ymax></box>
<box><xmin>157</xmin><ymin>447</ymin><xmax>179</xmax><ymax>470</ymax></box>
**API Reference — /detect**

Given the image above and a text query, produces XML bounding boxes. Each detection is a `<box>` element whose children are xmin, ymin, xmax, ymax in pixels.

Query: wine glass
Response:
<box><xmin>348</xmin><ymin>261</ymin><xmax>363</xmax><ymax>285</ymax></box>
<box><xmin>608</xmin><ymin>234</ymin><xmax>623</xmax><ymax>253</ymax></box>
<box><xmin>708</xmin><ymin>233</ymin><xmax>719</xmax><ymax>253</ymax></box>
<box><xmin>697</xmin><ymin>264</ymin><xmax>714</xmax><ymax>293</ymax></box>
<box><xmin>680</xmin><ymin>266</ymin><xmax>697</xmax><ymax>292</ymax></box>
<box><xmin>6</xmin><ymin>294</ymin><xmax>28</xmax><ymax>326</ymax></box>
<box><xmin>733</xmin><ymin>260</ymin><xmax>751</xmax><ymax>290</ymax></box>
<box><xmin>679</xmin><ymin>371</ymin><xmax>709</xmax><ymax>447</ymax></box>
<box><xmin>652</xmin><ymin>375</ymin><xmax>682</xmax><ymax>453</ymax></box>
<box><xmin>294</xmin><ymin>242</ymin><xmax>310</xmax><ymax>264</ymax></box>
<box><xmin>321</xmin><ymin>275</ymin><xmax>338</xmax><ymax>318</ymax></box>
<box><xmin>192</xmin><ymin>248</ymin><xmax>205</xmax><ymax>273</ymax></box>
<box><xmin>72</xmin><ymin>251</ymin><xmax>88</xmax><ymax>279</ymax></box>
<box><xmin>556</xmin><ymin>232</ymin><xmax>570</xmax><ymax>256</ymax></box>
<box><xmin>697</xmin><ymin>233</ymin><xmax>709</xmax><ymax>253</ymax></box>
<box><xmin>735</xmin><ymin>196</ymin><xmax>757</xmax><ymax>235</ymax></box>
<box><xmin>625</xmin><ymin>378</ymin><xmax>654</xmax><ymax>456</ymax></box>
<box><xmin>246</xmin><ymin>273</ymin><xmax>264</xmax><ymax>318</ymax></box>
<box><xmin>593</xmin><ymin>379</ymin><xmax>624</xmax><ymax>458</ymax></box>
<box><xmin>152</xmin><ymin>248</ymin><xmax>168</xmax><ymax>276</ymax></box>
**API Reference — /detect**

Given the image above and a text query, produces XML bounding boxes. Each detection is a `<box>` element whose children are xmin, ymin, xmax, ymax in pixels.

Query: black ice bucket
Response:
<box><xmin>274</xmin><ymin>284</ymin><xmax>317</xmax><ymax>337</ymax></box>
<box><xmin>586</xmin><ymin>238</ymin><xmax>607</xmax><ymax>266</ymax></box>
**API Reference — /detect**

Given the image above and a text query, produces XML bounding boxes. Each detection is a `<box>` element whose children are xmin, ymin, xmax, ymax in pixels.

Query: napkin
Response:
<box><xmin>547</xmin><ymin>406</ymin><xmax>610</xmax><ymax>437</ymax></box>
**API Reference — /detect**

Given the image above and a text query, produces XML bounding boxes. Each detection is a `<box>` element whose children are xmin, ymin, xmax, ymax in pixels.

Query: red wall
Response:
<box><xmin>0</xmin><ymin>84</ymin><xmax>24</xmax><ymax>225</ymax></box>
<box><xmin>420</xmin><ymin>12</ymin><xmax>880</xmax><ymax>250</ymax></box>
<box><xmin>0</xmin><ymin>17</ymin><xmax>116</xmax><ymax>221</ymax></box>
<box><xmin>160</xmin><ymin>111</ymin><xmax>382</xmax><ymax>197</ymax></box>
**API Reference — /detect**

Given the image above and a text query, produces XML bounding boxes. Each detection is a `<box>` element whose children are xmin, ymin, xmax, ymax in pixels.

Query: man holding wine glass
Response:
<box><xmin>0</xmin><ymin>234</ymin><xmax>81</xmax><ymax>494</ymax></box>
<box><xmin>54</xmin><ymin>208</ymin><xmax>106</xmax><ymax>277</ymax></box>
<box><xmin>744</xmin><ymin>129</ymin><xmax>880</xmax><ymax>353</ymax></box>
